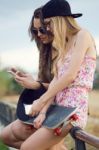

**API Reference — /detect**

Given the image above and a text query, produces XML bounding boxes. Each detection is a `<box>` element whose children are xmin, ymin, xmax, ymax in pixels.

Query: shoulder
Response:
<box><xmin>77</xmin><ymin>28</ymin><xmax>94</xmax><ymax>43</ymax></box>
<box><xmin>72</xmin><ymin>29</ymin><xmax>94</xmax><ymax>55</ymax></box>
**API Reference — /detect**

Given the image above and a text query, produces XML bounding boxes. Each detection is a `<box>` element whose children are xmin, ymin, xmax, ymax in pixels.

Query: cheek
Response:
<box><xmin>46</xmin><ymin>35</ymin><xmax>53</xmax><ymax>42</ymax></box>
<box><xmin>49</xmin><ymin>34</ymin><xmax>54</xmax><ymax>41</ymax></box>
<box><xmin>47</xmin><ymin>31</ymin><xmax>54</xmax><ymax>39</ymax></box>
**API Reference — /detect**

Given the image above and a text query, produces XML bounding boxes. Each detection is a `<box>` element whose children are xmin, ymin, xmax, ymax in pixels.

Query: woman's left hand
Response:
<box><xmin>29</xmin><ymin>99</ymin><xmax>44</xmax><ymax>116</ymax></box>
<box><xmin>33</xmin><ymin>113</ymin><xmax>46</xmax><ymax>129</ymax></box>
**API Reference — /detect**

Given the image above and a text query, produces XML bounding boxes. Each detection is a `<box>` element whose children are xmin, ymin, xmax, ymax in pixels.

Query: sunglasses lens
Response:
<box><xmin>31</xmin><ymin>29</ymin><xmax>38</xmax><ymax>35</ymax></box>
<box><xmin>39</xmin><ymin>27</ymin><xmax>46</xmax><ymax>34</ymax></box>
<box><xmin>31</xmin><ymin>27</ymin><xmax>47</xmax><ymax>35</ymax></box>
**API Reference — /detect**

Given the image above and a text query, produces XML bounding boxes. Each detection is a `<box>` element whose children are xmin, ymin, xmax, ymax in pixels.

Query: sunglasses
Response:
<box><xmin>31</xmin><ymin>27</ymin><xmax>47</xmax><ymax>35</ymax></box>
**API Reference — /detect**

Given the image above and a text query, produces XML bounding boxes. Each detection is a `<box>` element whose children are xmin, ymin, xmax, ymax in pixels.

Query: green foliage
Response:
<box><xmin>93</xmin><ymin>71</ymin><xmax>99</xmax><ymax>89</ymax></box>
<box><xmin>0</xmin><ymin>68</ymin><xmax>99</xmax><ymax>98</ymax></box>
<box><xmin>0</xmin><ymin>70</ymin><xmax>23</xmax><ymax>98</ymax></box>
<box><xmin>0</xmin><ymin>140</ymin><xmax>9</xmax><ymax>150</ymax></box>
<box><xmin>8</xmin><ymin>78</ymin><xmax>23</xmax><ymax>94</ymax></box>
<box><xmin>0</xmin><ymin>71</ymin><xmax>9</xmax><ymax>97</ymax></box>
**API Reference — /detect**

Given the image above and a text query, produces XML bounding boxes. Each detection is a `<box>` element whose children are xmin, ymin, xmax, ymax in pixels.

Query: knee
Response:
<box><xmin>20</xmin><ymin>142</ymin><xmax>41</xmax><ymax>150</ymax></box>
<box><xmin>0</xmin><ymin>122</ymin><xmax>17</xmax><ymax>145</ymax></box>
<box><xmin>20</xmin><ymin>143</ymin><xmax>30</xmax><ymax>150</ymax></box>
<box><xmin>0</xmin><ymin>129</ymin><xmax>9</xmax><ymax>145</ymax></box>
<box><xmin>0</xmin><ymin>131</ymin><xmax>4</xmax><ymax>141</ymax></box>
<box><xmin>20</xmin><ymin>144</ymin><xmax>26</xmax><ymax>150</ymax></box>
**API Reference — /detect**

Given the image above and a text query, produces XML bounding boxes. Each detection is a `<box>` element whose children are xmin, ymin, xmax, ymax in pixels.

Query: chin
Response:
<box><xmin>42</xmin><ymin>39</ymin><xmax>53</xmax><ymax>44</ymax></box>
<box><xmin>42</xmin><ymin>40</ymin><xmax>50</xmax><ymax>44</ymax></box>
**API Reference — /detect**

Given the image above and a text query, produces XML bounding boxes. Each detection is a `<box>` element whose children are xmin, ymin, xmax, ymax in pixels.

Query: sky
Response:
<box><xmin>0</xmin><ymin>0</ymin><xmax>99</xmax><ymax>73</ymax></box>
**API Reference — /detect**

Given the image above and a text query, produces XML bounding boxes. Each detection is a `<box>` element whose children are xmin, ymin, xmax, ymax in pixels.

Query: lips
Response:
<box><xmin>41</xmin><ymin>38</ymin><xmax>45</xmax><ymax>40</ymax></box>
<box><xmin>40</xmin><ymin>38</ymin><xmax>46</xmax><ymax>41</ymax></box>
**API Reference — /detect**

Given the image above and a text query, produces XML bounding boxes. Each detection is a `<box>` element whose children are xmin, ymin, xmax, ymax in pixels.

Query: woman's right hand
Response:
<box><xmin>15</xmin><ymin>73</ymin><xmax>34</xmax><ymax>88</ymax></box>
<box><xmin>8</xmin><ymin>67</ymin><xmax>42</xmax><ymax>89</ymax></box>
<box><xmin>12</xmin><ymin>70</ymin><xmax>40</xmax><ymax>89</ymax></box>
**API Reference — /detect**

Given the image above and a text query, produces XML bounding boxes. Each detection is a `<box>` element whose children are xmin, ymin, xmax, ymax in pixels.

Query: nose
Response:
<box><xmin>46</xmin><ymin>26</ymin><xmax>50</xmax><ymax>31</ymax></box>
<box><xmin>37</xmin><ymin>30</ymin><xmax>42</xmax><ymax>37</ymax></box>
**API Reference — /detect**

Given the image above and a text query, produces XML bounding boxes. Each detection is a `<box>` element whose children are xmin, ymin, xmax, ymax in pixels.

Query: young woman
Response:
<box><xmin>1</xmin><ymin>0</ymin><xmax>96</xmax><ymax>150</ymax></box>
<box><xmin>18</xmin><ymin>0</ymin><xmax>96</xmax><ymax>150</ymax></box>
<box><xmin>0</xmin><ymin>6</ymin><xmax>67</xmax><ymax>150</ymax></box>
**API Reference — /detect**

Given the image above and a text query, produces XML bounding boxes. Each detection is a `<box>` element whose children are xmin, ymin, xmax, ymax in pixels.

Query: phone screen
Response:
<box><xmin>7</xmin><ymin>68</ymin><xmax>17</xmax><ymax>76</ymax></box>
<box><xmin>11</xmin><ymin>68</ymin><xmax>17</xmax><ymax>73</ymax></box>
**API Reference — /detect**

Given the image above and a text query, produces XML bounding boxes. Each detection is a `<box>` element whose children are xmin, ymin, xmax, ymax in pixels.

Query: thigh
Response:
<box><xmin>20</xmin><ymin>123</ymin><xmax>72</xmax><ymax>150</ymax></box>
<box><xmin>1</xmin><ymin>119</ymin><xmax>36</xmax><ymax>142</ymax></box>
<box><xmin>21</xmin><ymin>127</ymin><xmax>62</xmax><ymax>150</ymax></box>
<box><xmin>48</xmin><ymin>138</ymin><xmax>67</xmax><ymax>150</ymax></box>
<box><xmin>11</xmin><ymin>119</ymin><xmax>36</xmax><ymax>140</ymax></box>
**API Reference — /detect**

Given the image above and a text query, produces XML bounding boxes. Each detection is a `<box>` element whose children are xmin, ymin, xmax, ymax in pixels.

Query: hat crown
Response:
<box><xmin>55</xmin><ymin>0</ymin><xmax>71</xmax><ymax>13</ymax></box>
<box><xmin>42</xmin><ymin>0</ymin><xmax>82</xmax><ymax>18</ymax></box>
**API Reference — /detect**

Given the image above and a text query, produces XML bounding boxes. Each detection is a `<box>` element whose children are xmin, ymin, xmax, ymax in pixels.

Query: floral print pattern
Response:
<box><xmin>55</xmin><ymin>53</ymin><xmax>96</xmax><ymax>129</ymax></box>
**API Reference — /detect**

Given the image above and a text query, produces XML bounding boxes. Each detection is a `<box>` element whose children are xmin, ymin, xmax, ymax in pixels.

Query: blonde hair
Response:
<box><xmin>50</xmin><ymin>16</ymin><xmax>81</xmax><ymax>76</ymax></box>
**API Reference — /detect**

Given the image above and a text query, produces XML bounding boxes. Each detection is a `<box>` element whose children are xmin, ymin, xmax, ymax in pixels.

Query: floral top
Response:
<box><xmin>54</xmin><ymin>51</ymin><xmax>96</xmax><ymax>128</ymax></box>
<box><xmin>57</xmin><ymin>53</ymin><xmax>96</xmax><ymax>91</ymax></box>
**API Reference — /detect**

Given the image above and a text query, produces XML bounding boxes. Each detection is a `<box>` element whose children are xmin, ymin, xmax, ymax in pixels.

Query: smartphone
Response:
<box><xmin>10</xmin><ymin>68</ymin><xmax>17</xmax><ymax>73</ymax></box>
<box><xmin>7</xmin><ymin>68</ymin><xmax>25</xmax><ymax>77</ymax></box>
<box><xmin>7</xmin><ymin>67</ymin><xmax>18</xmax><ymax>75</ymax></box>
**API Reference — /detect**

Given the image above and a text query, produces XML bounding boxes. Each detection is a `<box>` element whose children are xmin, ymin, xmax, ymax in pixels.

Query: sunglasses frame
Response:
<box><xmin>31</xmin><ymin>26</ymin><xmax>47</xmax><ymax>35</ymax></box>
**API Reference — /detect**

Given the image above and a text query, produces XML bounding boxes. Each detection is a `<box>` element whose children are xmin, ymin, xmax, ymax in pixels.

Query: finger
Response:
<box><xmin>15</xmin><ymin>75</ymin><xmax>26</xmax><ymax>85</ymax></box>
<box><xmin>35</xmin><ymin>111</ymin><xmax>39</xmax><ymax>116</ymax></box>
<box><xmin>16</xmin><ymin>71</ymin><xmax>20</xmax><ymax>75</ymax></box>
<box><xmin>15</xmin><ymin>78</ymin><xmax>22</xmax><ymax>82</ymax></box>
<box><xmin>34</xmin><ymin>124</ymin><xmax>39</xmax><ymax>129</ymax></box>
<box><xmin>17</xmin><ymin>72</ymin><xmax>26</xmax><ymax>77</ymax></box>
<box><xmin>33</xmin><ymin>120</ymin><xmax>38</xmax><ymax>128</ymax></box>
<box><xmin>29</xmin><ymin>109</ymin><xmax>33</xmax><ymax>116</ymax></box>
<box><xmin>29</xmin><ymin>109</ymin><xmax>37</xmax><ymax>116</ymax></box>
<box><xmin>32</xmin><ymin>112</ymin><xmax>36</xmax><ymax>116</ymax></box>
<box><xmin>15</xmin><ymin>79</ymin><xmax>24</xmax><ymax>86</ymax></box>
<box><xmin>15</xmin><ymin>71</ymin><xmax>25</xmax><ymax>78</ymax></box>
<box><xmin>33</xmin><ymin>122</ymin><xmax>37</xmax><ymax>129</ymax></box>
<box><xmin>37</xmin><ymin>121</ymin><xmax>42</xmax><ymax>128</ymax></box>
<box><xmin>34</xmin><ymin>120</ymin><xmax>41</xmax><ymax>129</ymax></box>
<box><xmin>21</xmin><ymin>73</ymin><xmax>28</xmax><ymax>77</ymax></box>
<box><xmin>15</xmin><ymin>75</ymin><xmax>25</xmax><ymax>80</ymax></box>
<box><xmin>15</xmin><ymin>75</ymin><xmax>22</xmax><ymax>81</ymax></box>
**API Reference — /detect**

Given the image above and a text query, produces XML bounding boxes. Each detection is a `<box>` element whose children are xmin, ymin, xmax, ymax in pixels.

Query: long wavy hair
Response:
<box><xmin>29</xmin><ymin>8</ymin><xmax>81</xmax><ymax>78</ymax></box>
<box><xmin>28</xmin><ymin>7</ymin><xmax>54</xmax><ymax>82</ymax></box>
<box><xmin>50</xmin><ymin>16</ymin><xmax>81</xmax><ymax>75</ymax></box>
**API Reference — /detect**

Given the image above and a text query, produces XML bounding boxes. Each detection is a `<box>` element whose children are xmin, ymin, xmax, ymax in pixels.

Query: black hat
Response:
<box><xmin>16</xmin><ymin>86</ymin><xmax>46</xmax><ymax>122</ymax></box>
<box><xmin>42</xmin><ymin>0</ymin><xmax>82</xmax><ymax>18</ymax></box>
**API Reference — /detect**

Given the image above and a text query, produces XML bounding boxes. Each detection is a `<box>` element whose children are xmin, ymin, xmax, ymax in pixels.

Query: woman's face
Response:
<box><xmin>33</xmin><ymin>18</ymin><xmax>53</xmax><ymax>44</ymax></box>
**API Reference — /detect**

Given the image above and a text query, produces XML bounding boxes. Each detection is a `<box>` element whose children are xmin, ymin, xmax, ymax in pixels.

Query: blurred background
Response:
<box><xmin>0</xmin><ymin>0</ymin><xmax>99</xmax><ymax>149</ymax></box>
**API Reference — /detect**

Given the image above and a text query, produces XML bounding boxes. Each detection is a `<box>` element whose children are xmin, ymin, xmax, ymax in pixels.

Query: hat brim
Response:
<box><xmin>70</xmin><ymin>13</ymin><xmax>83</xmax><ymax>18</ymax></box>
<box><xmin>16</xmin><ymin>87</ymin><xmax>46</xmax><ymax>122</ymax></box>
<box><xmin>43</xmin><ymin>13</ymin><xmax>83</xmax><ymax>19</ymax></box>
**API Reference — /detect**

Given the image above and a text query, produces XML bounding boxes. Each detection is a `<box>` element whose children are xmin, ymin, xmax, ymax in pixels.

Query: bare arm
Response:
<box><xmin>40</xmin><ymin>98</ymin><xmax>54</xmax><ymax>113</ymax></box>
<box><xmin>14</xmin><ymin>72</ymin><xmax>50</xmax><ymax>90</ymax></box>
<box><xmin>39</xmin><ymin>81</ymin><xmax>55</xmax><ymax>113</ymax></box>
<box><xmin>39</xmin><ymin>30</ymin><xmax>92</xmax><ymax>104</ymax></box>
